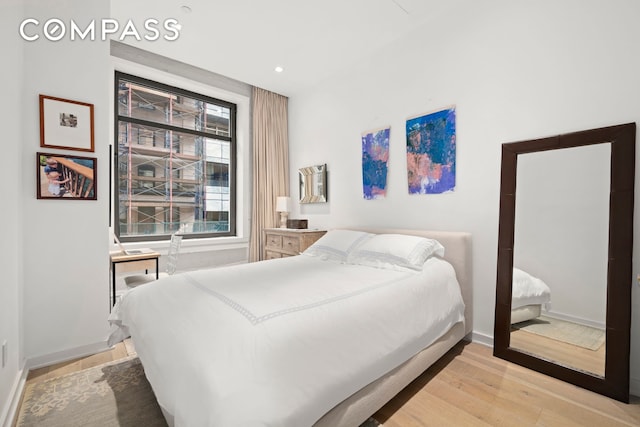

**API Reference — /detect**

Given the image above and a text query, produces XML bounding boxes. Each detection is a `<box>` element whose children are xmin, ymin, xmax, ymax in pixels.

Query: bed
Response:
<box><xmin>510</xmin><ymin>267</ymin><xmax>551</xmax><ymax>324</ymax></box>
<box><xmin>108</xmin><ymin>228</ymin><xmax>472</xmax><ymax>427</ymax></box>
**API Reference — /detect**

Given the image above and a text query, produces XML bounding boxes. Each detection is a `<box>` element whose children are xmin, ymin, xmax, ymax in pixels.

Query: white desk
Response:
<box><xmin>110</xmin><ymin>250</ymin><xmax>160</xmax><ymax>307</ymax></box>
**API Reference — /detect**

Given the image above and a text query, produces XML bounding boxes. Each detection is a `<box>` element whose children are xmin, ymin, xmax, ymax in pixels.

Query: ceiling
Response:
<box><xmin>111</xmin><ymin>0</ymin><xmax>457</xmax><ymax>96</ymax></box>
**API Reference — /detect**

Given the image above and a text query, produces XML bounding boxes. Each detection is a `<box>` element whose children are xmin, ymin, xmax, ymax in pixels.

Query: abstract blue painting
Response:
<box><xmin>406</xmin><ymin>107</ymin><xmax>456</xmax><ymax>194</ymax></box>
<box><xmin>362</xmin><ymin>127</ymin><xmax>390</xmax><ymax>199</ymax></box>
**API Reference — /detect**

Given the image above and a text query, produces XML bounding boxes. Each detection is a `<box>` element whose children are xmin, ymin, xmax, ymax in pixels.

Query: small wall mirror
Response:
<box><xmin>494</xmin><ymin>123</ymin><xmax>635</xmax><ymax>403</ymax></box>
<box><xmin>299</xmin><ymin>164</ymin><xmax>327</xmax><ymax>203</ymax></box>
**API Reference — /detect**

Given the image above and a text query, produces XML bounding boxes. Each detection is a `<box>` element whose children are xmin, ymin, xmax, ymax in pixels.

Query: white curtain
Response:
<box><xmin>249</xmin><ymin>87</ymin><xmax>290</xmax><ymax>262</ymax></box>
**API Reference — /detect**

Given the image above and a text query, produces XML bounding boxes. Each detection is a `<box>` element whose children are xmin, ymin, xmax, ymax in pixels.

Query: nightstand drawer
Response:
<box><xmin>262</xmin><ymin>228</ymin><xmax>326</xmax><ymax>260</ymax></box>
<box><xmin>265</xmin><ymin>233</ymin><xmax>283</xmax><ymax>249</ymax></box>
<box><xmin>282</xmin><ymin>236</ymin><xmax>300</xmax><ymax>253</ymax></box>
<box><xmin>264</xmin><ymin>250</ymin><xmax>282</xmax><ymax>260</ymax></box>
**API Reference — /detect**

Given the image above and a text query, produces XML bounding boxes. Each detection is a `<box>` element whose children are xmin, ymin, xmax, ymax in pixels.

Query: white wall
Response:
<box><xmin>21</xmin><ymin>0</ymin><xmax>112</xmax><ymax>363</ymax></box>
<box><xmin>288</xmin><ymin>0</ymin><xmax>640</xmax><ymax>392</ymax></box>
<box><xmin>0</xmin><ymin>1</ymin><xmax>25</xmax><ymax>424</ymax></box>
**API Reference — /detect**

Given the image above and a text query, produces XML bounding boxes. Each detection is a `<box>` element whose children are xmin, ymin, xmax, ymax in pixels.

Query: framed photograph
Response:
<box><xmin>40</xmin><ymin>95</ymin><xmax>95</xmax><ymax>152</ymax></box>
<box><xmin>37</xmin><ymin>152</ymin><xmax>97</xmax><ymax>200</ymax></box>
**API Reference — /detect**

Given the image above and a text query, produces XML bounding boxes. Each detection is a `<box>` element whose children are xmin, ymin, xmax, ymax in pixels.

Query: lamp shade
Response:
<box><xmin>276</xmin><ymin>196</ymin><xmax>291</xmax><ymax>212</ymax></box>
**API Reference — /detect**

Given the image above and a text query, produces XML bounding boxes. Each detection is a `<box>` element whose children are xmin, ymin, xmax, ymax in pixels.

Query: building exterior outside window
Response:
<box><xmin>115</xmin><ymin>72</ymin><xmax>236</xmax><ymax>241</ymax></box>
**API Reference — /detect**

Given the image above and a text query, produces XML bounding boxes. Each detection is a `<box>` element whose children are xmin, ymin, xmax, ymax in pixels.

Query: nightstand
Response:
<box><xmin>263</xmin><ymin>228</ymin><xmax>326</xmax><ymax>260</ymax></box>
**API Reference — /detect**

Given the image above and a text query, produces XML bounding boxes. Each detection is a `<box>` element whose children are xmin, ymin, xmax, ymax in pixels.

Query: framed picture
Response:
<box><xmin>39</xmin><ymin>95</ymin><xmax>95</xmax><ymax>152</ymax></box>
<box><xmin>37</xmin><ymin>152</ymin><xmax>97</xmax><ymax>200</ymax></box>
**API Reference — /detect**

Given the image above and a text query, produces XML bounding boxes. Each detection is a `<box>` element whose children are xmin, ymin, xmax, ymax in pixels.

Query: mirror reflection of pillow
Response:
<box><xmin>512</xmin><ymin>267</ymin><xmax>552</xmax><ymax>308</ymax></box>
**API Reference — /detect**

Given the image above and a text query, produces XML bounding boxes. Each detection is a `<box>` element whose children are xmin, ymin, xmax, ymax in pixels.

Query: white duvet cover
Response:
<box><xmin>109</xmin><ymin>255</ymin><xmax>465</xmax><ymax>427</ymax></box>
<box><xmin>512</xmin><ymin>267</ymin><xmax>552</xmax><ymax>309</ymax></box>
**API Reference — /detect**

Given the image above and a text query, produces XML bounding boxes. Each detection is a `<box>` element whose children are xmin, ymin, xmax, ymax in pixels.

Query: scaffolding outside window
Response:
<box><xmin>115</xmin><ymin>71</ymin><xmax>236</xmax><ymax>241</ymax></box>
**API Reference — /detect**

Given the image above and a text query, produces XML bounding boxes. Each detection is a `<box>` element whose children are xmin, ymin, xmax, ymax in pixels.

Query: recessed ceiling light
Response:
<box><xmin>181</xmin><ymin>5</ymin><xmax>192</xmax><ymax>13</ymax></box>
<box><xmin>275</xmin><ymin>66</ymin><xmax>284</xmax><ymax>73</ymax></box>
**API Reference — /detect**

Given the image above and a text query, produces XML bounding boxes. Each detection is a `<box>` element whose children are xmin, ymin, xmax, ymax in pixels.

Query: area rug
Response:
<box><xmin>17</xmin><ymin>357</ymin><xmax>166</xmax><ymax>426</ymax></box>
<box><xmin>17</xmin><ymin>356</ymin><xmax>384</xmax><ymax>426</ymax></box>
<box><xmin>512</xmin><ymin>315</ymin><xmax>605</xmax><ymax>350</ymax></box>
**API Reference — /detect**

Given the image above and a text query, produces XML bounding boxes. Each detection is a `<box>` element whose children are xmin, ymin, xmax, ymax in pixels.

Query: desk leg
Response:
<box><xmin>155</xmin><ymin>257</ymin><xmax>159</xmax><ymax>279</ymax></box>
<box><xmin>111</xmin><ymin>261</ymin><xmax>116</xmax><ymax>307</ymax></box>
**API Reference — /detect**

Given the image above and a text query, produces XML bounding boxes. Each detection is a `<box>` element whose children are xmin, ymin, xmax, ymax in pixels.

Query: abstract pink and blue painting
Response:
<box><xmin>406</xmin><ymin>107</ymin><xmax>456</xmax><ymax>194</ymax></box>
<box><xmin>362</xmin><ymin>127</ymin><xmax>390</xmax><ymax>200</ymax></box>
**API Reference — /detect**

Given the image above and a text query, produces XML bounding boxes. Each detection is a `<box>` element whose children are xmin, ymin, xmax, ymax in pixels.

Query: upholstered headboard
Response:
<box><xmin>345</xmin><ymin>228</ymin><xmax>473</xmax><ymax>335</ymax></box>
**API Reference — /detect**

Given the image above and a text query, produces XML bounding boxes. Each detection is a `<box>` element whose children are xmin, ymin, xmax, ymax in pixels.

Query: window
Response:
<box><xmin>137</xmin><ymin>164</ymin><xmax>155</xmax><ymax>190</ymax></box>
<box><xmin>206</xmin><ymin>162</ymin><xmax>229</xmax><ymax>187</ymax></box>
<box><xmin>115</xmin><ymin>72</ymin><xmax>236</xmax><ymax>241</ymax></box>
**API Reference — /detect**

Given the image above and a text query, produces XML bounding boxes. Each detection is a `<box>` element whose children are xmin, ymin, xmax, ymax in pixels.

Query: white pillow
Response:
<box><xmin>348</xmin><ymin>233</ymin><xmax>445</xmax><ymax>271</ymax></box>
<box><xmin>302</xmin><ymin>229</ymin><xmax>373</xmax><ymax>263</ymax></box>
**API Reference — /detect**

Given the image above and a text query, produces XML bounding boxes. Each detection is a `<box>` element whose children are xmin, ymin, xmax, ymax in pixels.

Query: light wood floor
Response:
<box><xmin>375</xmin><ymin>342</ymin><xmax>640</xmax><ymax>427</ymax></box>
<box><xmin>14</xmin><ymin>341</ymin><xmax>640</xmax><ymax>427</ymax></box>
<box><xmin>510</xmin><ymin>328</ymin><xmax>605</xmax><ymax>376</ymax></box>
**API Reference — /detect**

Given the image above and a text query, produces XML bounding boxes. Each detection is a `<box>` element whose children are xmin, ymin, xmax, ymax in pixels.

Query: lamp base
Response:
<box><xmin>279</xmin><ymin>212</ymin><xmax>289</xmax><ymax>228</ymax></box>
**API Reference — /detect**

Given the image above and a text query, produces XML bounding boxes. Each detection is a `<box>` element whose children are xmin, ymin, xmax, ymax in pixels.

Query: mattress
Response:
<box><xmin>109</xmin><ymin>255</ymin><xmax>465</xmax><ymax>427</ymax></box>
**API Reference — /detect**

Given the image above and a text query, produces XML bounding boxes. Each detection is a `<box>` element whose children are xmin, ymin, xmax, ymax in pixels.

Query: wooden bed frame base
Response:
<box><xmin>511</xmin><ymin>304</ymin><xmax>542</xmax><ymax>324</ymax></box>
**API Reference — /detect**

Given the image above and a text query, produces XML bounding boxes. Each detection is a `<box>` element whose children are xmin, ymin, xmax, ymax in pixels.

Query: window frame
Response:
<box><xmin>114</xmin><ymin>71</ymin><xmax>237</xmax><ymax>242</ymax></box>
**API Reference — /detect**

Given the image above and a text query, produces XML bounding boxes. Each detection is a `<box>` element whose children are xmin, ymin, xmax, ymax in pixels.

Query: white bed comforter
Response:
<box><xmin>109</xmin><ymin>255</ymin><xmax>464</xmax><ymax>427</ymax></box>
<box><xmin>512</xmin><ymin>267</ymin><xmax>552</xmax><ymax>309</ymax></box>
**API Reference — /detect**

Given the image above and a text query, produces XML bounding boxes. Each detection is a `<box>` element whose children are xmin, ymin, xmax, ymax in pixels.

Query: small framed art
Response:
<box><xmin>39</xmin><ymin>95</ymin><xmax>95</xmax><ymax>152</ymax></box>
<box><xmin>37</xmin><ymin>152</ymin><xmax>97</xmax><ymax>200</ymax></box>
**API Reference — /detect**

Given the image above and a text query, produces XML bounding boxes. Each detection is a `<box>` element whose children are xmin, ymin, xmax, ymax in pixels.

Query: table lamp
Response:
<box><xmin>276</xmin><ymin>196</ymin><xmax>291</xmax><ymax>228</ymax></box>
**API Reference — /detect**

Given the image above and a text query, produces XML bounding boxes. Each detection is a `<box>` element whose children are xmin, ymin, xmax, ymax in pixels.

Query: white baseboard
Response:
<box><xmin>470</xmin><ymin>331</ymin><xmax>493</xmax><ymax>348</ymax></box>
<box><xmin>543</xmin><ymin>310</ymin><xmax>605</xmax><ymax>330</ymax></box>
<box><xmin>1</xmin><ymin>365</ymin><xmax>27</xmax><ymax>427</ymax></box>
<box><xmin>25</xmin><ymin>340</ymin><xmax>110</xmax><ymax>371</ymax></box>
<box><xmin>631</xmin><ymin>377</ymin><xmax>640</xmax><ymax>398</ymax></box>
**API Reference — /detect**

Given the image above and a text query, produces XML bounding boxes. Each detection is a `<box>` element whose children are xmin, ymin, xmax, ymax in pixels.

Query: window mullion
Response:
<box><xmin>117</xmin><ymin>115</ymin><xmax>231</xmax><ymax>143</ymax></box>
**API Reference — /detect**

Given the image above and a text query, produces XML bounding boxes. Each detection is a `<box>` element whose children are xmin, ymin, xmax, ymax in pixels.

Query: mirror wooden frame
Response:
<box><xmin>494</xmin><ymin>122</ymin><xmax>635</xmax><ymax>403</ymax></box>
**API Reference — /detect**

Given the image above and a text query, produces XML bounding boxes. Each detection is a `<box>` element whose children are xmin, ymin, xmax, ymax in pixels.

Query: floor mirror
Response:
<box><xmin>494</xmin><ymin>122</ymin><xmax>635</xmax><ymax>403</ymax></box>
